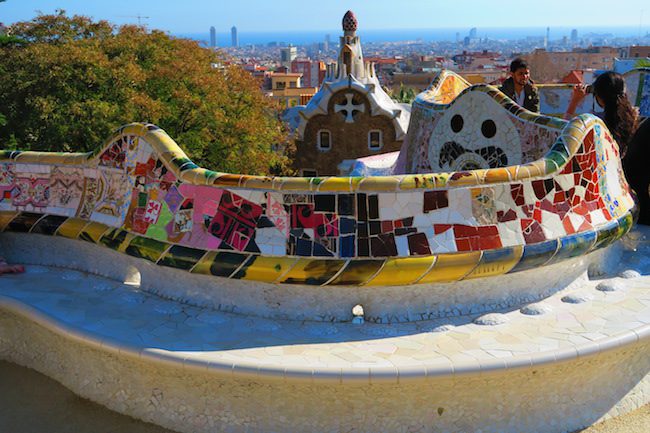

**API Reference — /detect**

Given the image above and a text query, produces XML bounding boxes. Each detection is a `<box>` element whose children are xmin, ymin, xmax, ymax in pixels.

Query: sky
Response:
<box><xmin>0</xmin><ymin>0</ymin><xmax>648</xmax><ymax>34</ymax></box>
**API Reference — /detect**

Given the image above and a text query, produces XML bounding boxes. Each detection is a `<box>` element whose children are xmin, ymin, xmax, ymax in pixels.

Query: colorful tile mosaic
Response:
<box><xmin>0</xmin><ymin>73</ymin><xmax>637</xmax><ymax>286</ymax></box>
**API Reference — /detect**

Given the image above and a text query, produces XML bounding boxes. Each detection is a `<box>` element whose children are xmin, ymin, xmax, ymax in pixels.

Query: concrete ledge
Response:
<box><xmin>0</xmin><ymin>232</ymin><xmax>620</xmax><ymax>323</ymax></box>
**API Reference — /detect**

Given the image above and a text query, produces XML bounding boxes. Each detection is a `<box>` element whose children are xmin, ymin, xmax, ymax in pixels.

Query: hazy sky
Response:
<box><xmin>1</xmin><ymin>0</ymin><xmax>648</xmax><ymax>33</ymax></box>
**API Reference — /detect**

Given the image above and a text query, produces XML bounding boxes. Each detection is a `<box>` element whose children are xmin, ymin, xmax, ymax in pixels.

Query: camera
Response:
<box><xmin>585</xmin><ymin>84</ymin><xmax>594</xmax><ymax>94</ymax></box>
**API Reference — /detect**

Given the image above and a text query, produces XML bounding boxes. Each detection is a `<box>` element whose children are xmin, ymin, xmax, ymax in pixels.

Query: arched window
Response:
<box><xmin>368</xmin><ymin>130</ymin><xmax>383</xmax><ymax>150</ymax></box>
<box><xmin>317</xmin><ymin>130</ymin><xmax>331</xmax><ymax>151</ymax></box>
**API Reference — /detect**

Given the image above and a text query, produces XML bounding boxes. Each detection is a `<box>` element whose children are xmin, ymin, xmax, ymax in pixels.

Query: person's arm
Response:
<box><xmin>564</xmin><ymin>84</ymin><xmax>588</xmax><ymax>119</ymax></box>
<box><xmin>530</xmin><ymin>86</ymin><xmax>540</xmax><ymax>113</ymax></box>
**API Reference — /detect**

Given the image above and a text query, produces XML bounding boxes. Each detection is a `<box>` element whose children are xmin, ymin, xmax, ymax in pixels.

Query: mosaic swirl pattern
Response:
<box><xmin>0</xmin><ymin>88</ymin><xmax>636</xmax><ymax>287</ymax></box>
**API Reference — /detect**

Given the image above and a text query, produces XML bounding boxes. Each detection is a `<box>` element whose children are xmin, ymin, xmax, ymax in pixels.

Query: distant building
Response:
<box><xmin>210</xmin><ymin>26</ymin><xmax>217</xmax><ymax>48</ymax></box>
<box><xmin>452</xmin><ymin>50</ymin><xmax>503</xmax><ymax>70</ymax></box>
<box><xmin>469</xmin><ymin>27</ymin><xmax>477</xmax><ymax>39</ymax></box>
<box><xmin>268</xmin><ymin>73</ymin><xmax>317</xmax><ymax>109</ymax></box>
<box><xmin>524</xmin><ymin>47</ymin><xmax>618</xmax><ymax>82</ymax></box>
<box><xmin>459</xmin><ymin>68</ymin><xmax>508</xmax><ymax>85</ymax></box>
<box><xmin>545</xmin><ymin>27</ymin><xmax>550</xmax><ymax>49</ymax></box>
<box><xmin>231</xmin><ymin>26</ymin><xmax>238</xmax><ymax>47</ymax></box>
<box><xmin>571</xmin><ymin>29</ymin><xmax>578</xmax><ymax>43</ymax></box>
<box><xmin>391</xmin><ymin>72</ymin><xmax>440</xmax><ymax>92</ymax></box>
<box><xmin>282</xmin><ymin>10</ymin><xmax>410</xmax><ymax>176</ymax></box>
<box><xmin>291</xmin><ymin>59</ymin><xmax>326</xmax><ymax>87</ymax></box>
<box><xmin>560</xmin><ymin>69</ymin><xmax>595</xmax><ymax>85</ymax></box>
<box><xmin>627</xmin><ymin>46</ymin><xmax>650</xmax><ymax>58</ymax></box>
<box><xmin>280</xmin><ymin>46</ymin><xmax>297</xmax><ymax>69</ymax></box>
<box><xmin>242</xmin><ymin>64</ymin><xmax>273</xmax><ymax>89</ymax></box>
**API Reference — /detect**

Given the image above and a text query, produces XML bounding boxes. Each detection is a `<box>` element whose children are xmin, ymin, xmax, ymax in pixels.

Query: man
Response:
<box><xmin>500</xmin><ymin>58</ymin><xmax>540</xmax><ymax>113</ymax></box>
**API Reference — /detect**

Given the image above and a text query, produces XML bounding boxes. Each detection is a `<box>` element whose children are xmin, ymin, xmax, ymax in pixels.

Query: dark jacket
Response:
<box><xmin>499</xmin><ymin>77</ymin><xmax>540</xmax><ymax>113</ymax></box>
<box><xmin>623</xmin><ymin>117</ymin><xmax>650</xmax><ymax>225</ymax></box>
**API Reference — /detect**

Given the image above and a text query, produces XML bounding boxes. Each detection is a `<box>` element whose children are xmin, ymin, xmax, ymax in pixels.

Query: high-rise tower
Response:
<box><xmin>210</xmin><ymin>26</ymin><xmax>217</xmax><ymax>48</ymax></box>
<box><xmin>545</xmin><ymin>26</ymin><xmax>550</xmax><ymax>49</ymax></box>
<box><xmin>231</xmin><ymin>26</ymin><xmax>238</xmax><ymax>47</ymax></box>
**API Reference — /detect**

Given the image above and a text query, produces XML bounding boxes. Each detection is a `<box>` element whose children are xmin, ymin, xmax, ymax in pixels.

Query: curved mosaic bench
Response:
<box><xmin>0</xmin><ymin>73</ymin><xmax>648</xmax><ymax>433</ymax></box>
<box><xmin>0</xmin><ymin>94</ymin><xmax>636</xmax><ymax>321</ymax></box>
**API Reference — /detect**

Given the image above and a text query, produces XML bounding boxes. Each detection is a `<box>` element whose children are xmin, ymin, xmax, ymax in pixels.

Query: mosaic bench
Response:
<box><xmin>0</xmin><ymin>76</ymin><xmax>648</xmax><ymax>432</ymax></box>
<box><xmin>0</xmin><ymin>77</ymin><xmax>637</xmax><ymax>322</ymax></box>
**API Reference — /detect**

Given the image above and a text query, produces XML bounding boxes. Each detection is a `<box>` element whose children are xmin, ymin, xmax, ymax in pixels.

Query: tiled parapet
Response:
<box><xmin>415</xmin><ymin>68</ymin><xmax>650</xmax><ymax>119</ymax></box>
<box><xmin>0</xmin><ymin>112</ymin><xmax>636</xmax><ymax>294</ymax></box>
<box><xmin>405</xmin><ymin>83</ymin><xmax>566</xmax><ymax>174</ymax></box>
<box><xmin>346</xmin><ymin>68</ymin><xmax>649</xmax><ymax>177</ymax></box>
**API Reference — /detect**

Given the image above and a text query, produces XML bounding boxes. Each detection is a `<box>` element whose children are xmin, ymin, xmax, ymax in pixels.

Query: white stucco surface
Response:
<box><xmin>0</xmin><ymin>232</ymin><xmax>619</xmax><ymax>323</ymax></box>
<box><xmin>0</xmin><ymin>227</ymin><xmax>648</xmax><ymax>432</ymax></box>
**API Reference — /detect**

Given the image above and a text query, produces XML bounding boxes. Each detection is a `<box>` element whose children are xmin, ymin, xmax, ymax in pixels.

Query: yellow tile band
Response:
<box><xmin>55</xmin><ymin>218</ymin><xmax>90</xmax><ymax>239</ymax></box>
<box><xmin>417</xmin><ymin>251</ymin><xmax>482</xmax><ymax>284</ymax></box>
<box><xmin>0</xmin><ymin>211</ymin><xmax>19</xmax><ymax>231</ymax></box>
<box><xmin>363</xmin><ymin>256</ymin><xmax>436</xmax><ymax>286</ymax></box>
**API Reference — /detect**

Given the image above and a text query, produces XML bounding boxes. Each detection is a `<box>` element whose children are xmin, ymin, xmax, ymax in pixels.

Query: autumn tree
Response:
<box><xmin>0</xmin><ymin>11</ymin><xmax>293</xmax><ymax>175</ymax></box>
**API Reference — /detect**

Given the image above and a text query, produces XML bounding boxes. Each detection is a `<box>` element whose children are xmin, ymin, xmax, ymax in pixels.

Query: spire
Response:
<box><xmin>335</xmin><ymin>10</ymin><xmax>369</xmax><ymax>79</ymax></box>
<box><xmin>342</xmin><ymin>10</ymin><xmax>357</xmax><ymax>35</ymax></box>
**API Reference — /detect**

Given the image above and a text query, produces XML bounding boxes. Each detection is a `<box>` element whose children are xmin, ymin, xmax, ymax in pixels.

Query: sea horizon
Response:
<box><xmin>176</xmin><ymin>25</ymin><xmax>648</xmax><ymax>47</ymax></box>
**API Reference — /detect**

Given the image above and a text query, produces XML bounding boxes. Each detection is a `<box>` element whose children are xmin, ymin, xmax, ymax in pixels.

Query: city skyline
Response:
<box><xmin>1</xmin><ymin>0</ymin><xmax>648</xmax><ymax>33</ymax></box>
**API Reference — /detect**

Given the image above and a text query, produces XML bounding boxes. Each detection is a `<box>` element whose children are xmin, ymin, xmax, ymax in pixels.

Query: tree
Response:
<box><xmin>0</xmin><ymin>11</ymin><xmax>294</xmax><ymax>175</ymax></box>
<box><xmin>635</xmin><ymin>58</ymin><xmax>650</xmax><ymax>69</ymax></box>
<box><xmin>394</xmin><ymin>83</ymin><xmax>417</xmax><ymax>104</ymax></box>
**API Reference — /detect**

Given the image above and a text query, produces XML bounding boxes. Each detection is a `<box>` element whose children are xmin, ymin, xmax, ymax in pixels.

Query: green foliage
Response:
<box><xmin>0</xmin><ymin>11</ymin><xmax>293</xmax><ymax>175</ymax></box>
<box><xmin>635</xmin><ymin>58</ymin><xmax>650</xmax><ymax>69</ymax></box>
<box><xmin>0</xmin><ymin>34</ymin><xmax>25</xmax><ymax>47</ymax></box>
<box><xmin>392</xmin><ymin>83</ymin><xmax>417</xmax><ymax>104</ymax></box>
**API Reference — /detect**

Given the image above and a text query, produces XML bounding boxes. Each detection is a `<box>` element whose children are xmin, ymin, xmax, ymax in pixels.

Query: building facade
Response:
<box><xmin>280</xmin><ymin>46</ymin><xmax>298</xmax><ymax>69</ymax></box>
<box><xmin>268</xmin><ymin>73</ymin><xmax>317</xmax><ymax>109</ymax></box>
<box><xmin>282</xmin><ymin>11</ymin><xmax>410</xmax><ymax>176</ymax></box>
<box><xmin>627</xmin><ymin>46</ymin><xmax>650</xmax><ymax>58</ymax></box>
<box><xmin>290</xmin><ymin>59</ymin><xmax>326</xmax><ymax>88</ymax></box>
<box><xmin>524</xmin><ymin>47</ymin><xmax>618</xmax><ymax>82</ymax></box>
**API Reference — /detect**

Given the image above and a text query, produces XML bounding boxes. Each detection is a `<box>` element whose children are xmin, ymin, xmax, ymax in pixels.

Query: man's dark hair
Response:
<box><xmin>510</xmin><ymin>58</ymin><xmax>529</xmax><ymax>73</ymax></box>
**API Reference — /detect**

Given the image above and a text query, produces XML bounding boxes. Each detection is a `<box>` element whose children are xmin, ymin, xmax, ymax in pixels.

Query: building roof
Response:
<box><xmin>561</xmin><ymin>70</ymin><xmax>584</xmax><ymax>84</ymax></box>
